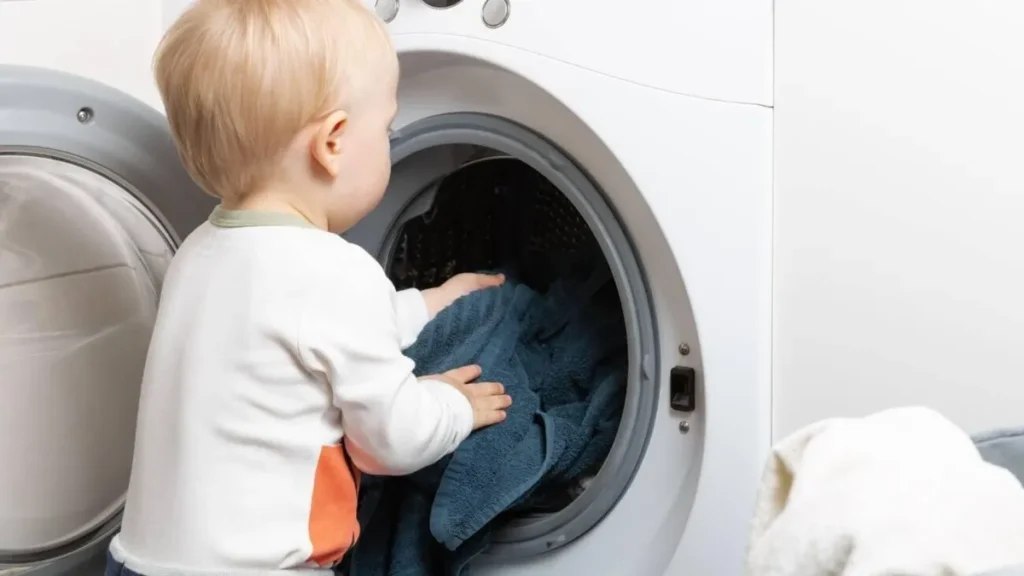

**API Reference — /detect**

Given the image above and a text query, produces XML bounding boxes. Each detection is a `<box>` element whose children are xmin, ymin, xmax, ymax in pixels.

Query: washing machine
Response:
<box><xmin>0</xmin><ymin>0</ymin><xmax>773</xmax><ymax>574</ymax></box>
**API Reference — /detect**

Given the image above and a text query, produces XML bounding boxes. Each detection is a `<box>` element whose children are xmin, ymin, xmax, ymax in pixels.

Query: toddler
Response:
<box><xmin>106</xmin><ymin>1</ymin><xmax>510</xmax><ymax>574</ymax></box>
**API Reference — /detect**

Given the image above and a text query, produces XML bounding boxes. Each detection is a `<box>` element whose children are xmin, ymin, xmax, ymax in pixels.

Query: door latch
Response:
<box><xmin>669</xmin><ymin>366</ymin><xmax>696</xmax><ymax>412</ymax></box>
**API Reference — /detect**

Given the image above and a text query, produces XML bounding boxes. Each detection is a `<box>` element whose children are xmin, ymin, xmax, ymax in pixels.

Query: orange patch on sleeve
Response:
<box><xmin>307</xmin><ymin>444</ymin><xmax>361</xmax><ymax>567</ymax></box>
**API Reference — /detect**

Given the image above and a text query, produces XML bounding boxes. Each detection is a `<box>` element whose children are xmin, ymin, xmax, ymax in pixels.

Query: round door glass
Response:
<box><xmin>0</xmin><ymin>155</ymin><xmax>174</xmax><ymax>556</ymax></box>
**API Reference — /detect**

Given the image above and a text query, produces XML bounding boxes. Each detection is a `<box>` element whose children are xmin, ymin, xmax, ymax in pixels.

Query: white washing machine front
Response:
<box><xmin>370</xmin><ymin>0</ymin><xmax>772</xmax><ymax>106</ymax></box>
<box><xmin>351</xmin><ymin>32</ymin><xmax>773</xmax><ymax>575</ymax></box>
<box><xmin>354</xmin><ymin>2</ymin><xmax>772</xmax><ymax>574</ymax></box>
<box><xmin>0</xmin><ymin>0</ymin><xmax>772</xmax><ymax>575</ymax></box>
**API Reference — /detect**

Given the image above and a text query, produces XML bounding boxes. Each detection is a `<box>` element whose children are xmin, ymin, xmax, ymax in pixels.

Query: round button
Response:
<box><xmin>481</xmin><ymin>0</ymin><xmax>510</xmax><ymax>28</ymax></box>
<box><xmin>374</xmin><ymin>0</ymin><xmax>399</xmax><ymax>22</ymax></box>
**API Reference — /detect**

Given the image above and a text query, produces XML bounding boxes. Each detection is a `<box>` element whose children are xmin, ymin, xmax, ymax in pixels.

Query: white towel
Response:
<box><xmin>747</xmin><ymin>407</ymin><xmax>1024</xmax><ymax>576</ymax></box>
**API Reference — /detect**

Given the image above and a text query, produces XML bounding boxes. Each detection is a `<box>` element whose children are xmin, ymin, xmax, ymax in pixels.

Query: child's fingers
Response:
<box><xmin>478</xmin><ymin>273</ymin><xmax>505</xmax><ymax>287</ymax></box>
<box><xmin>473</xmin><ymin>394</ymin><xmax>512</xmax><ymax>411</ymax></box>
<box><xmin>456</xmin><ymin>272</ymin><xmax>504</xmax><ymax>289</ymax></box>
<box><xmin>465</xmin><ymin>382</ymin><xmax>504</xmax><ymax>397</ymax></box>
<box><xmin>474</xmin><ymin>408</ymin><xmax>508</xmax><ymax>428</ymax></box>
<box><xmin>444</xmin><ymin>364</ymin><xmax>482</xmax><ymax>383</ymax></box>
<box><xmin>470</xmin><ymin>395</ymin><xmax>511</xmax><ymax>432</ymax></box>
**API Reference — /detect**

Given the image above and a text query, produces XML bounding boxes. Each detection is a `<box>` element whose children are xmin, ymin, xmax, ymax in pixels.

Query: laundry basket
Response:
<box><xmin>387</xmin><ymin>156</ymin><xmax>602</xmax><ymax>292</ymax></box>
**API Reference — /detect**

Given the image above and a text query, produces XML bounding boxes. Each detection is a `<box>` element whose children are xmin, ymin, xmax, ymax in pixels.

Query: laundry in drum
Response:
<box><xmin>341</xmin><ymin>158</ymin><xmax>628</xmax><ymax>575</ymax></box>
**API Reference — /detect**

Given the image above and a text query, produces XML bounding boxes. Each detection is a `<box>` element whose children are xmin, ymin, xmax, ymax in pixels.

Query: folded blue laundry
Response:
<box><xmin>343</xmin><ymin>264</ymin><xmax>626</xmax><ymax>576</ymax></box>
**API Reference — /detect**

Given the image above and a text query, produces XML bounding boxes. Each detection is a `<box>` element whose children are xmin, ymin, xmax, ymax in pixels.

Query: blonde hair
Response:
<box><xmin>154</xmin><ymin>0</ymin><xmax>394</xmax><ymax>199</ymax></box>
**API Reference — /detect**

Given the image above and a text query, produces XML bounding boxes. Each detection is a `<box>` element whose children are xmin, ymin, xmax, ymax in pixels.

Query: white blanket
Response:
<box><xmin>747</xmin><ymin>407</ymin><xmax>1024</xmax><ymax>576</ymax></box>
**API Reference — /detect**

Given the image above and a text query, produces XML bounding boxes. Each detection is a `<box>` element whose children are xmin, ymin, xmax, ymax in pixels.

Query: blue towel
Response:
<box><xmin>343</xmin><ymin>264</ymin><xmax>626</xmax><ymax>576</ymax></box>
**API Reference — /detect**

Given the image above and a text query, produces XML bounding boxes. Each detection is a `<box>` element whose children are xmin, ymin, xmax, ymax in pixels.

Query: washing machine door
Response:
<box><xmin>0</xmin><ymin>65</ymin><xmax>212</xmax><ymax>572</ymax></box>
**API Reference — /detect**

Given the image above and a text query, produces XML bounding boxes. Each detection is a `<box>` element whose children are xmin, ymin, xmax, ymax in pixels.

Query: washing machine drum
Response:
<box><xmin>389</xmin><ymin>156</ymin><xmax>599</xmax><ymax>291</ymax></box>
<box><xmin>385</xmin><ymin>152</ymin><xmax>627</xmax><ymax>508</ymax></box>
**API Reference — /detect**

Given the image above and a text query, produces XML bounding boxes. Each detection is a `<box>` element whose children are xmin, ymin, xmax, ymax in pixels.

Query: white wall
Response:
<box><xmin>162</xmin><ymin>0</ymin><xmax>191</xmax><ymax>29</ymax></box>
<box><xmin>775</xmin><ymin>0</ymin><xmax>1024</xmax><ymax>437</ymax></box>
<box><xmin>0</xmin><ymin>0</ymin><xmax>164</xmax><ymax>109</ymax></box>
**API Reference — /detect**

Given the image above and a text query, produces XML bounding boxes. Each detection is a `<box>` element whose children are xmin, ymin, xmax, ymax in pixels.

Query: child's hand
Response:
<box><xmin>422</xmin><ymin>273</ymin><xmax>505</xmax><ymax>318</ymax></box>
<box><xmin>424</xmin><ymin>364</ymin><xmax>511</xmax><ymax>430</ymax></box>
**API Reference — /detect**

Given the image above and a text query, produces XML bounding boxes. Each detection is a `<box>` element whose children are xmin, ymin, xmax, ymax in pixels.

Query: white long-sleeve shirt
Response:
<box><xmin>110</xmin><ymin>208</ymin><xmax>474</xmax><ymax>575</ymax></box>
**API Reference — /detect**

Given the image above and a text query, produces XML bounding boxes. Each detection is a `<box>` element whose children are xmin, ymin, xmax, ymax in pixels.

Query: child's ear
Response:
<box><xmin>311</xmin><ymin>110</ymin><xmax>349</xmax><ymax>177</ymax></box>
